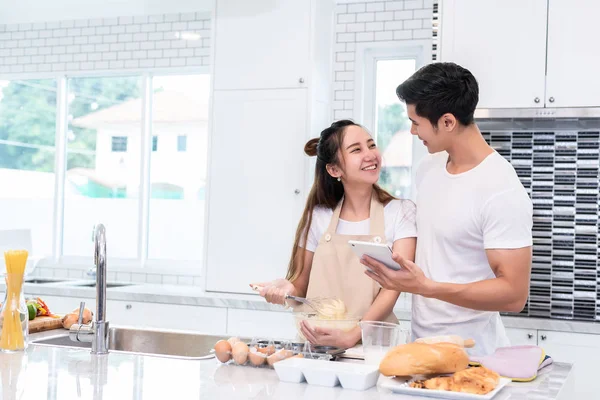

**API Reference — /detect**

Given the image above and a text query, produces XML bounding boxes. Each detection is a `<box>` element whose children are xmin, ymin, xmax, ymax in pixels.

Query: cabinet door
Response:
<box><xmin>107</xmin><ymin>300</ymin><xmax>227</xmax><ymax>334</ymax></box>
<box><xmin>213</xmin><ymin>0</ymin><xmax>311</xmax><ymax>90</ymax></box>
<box><xmin>205</xmin><ymin>89</ymin><xmax>307</xmax><ymax>294</ymax></box>
<box><xmin>505</xmin><ymin>327</ymin><xmax>537</xmax><ymax>346</ymax></box>
<box><xmin>439</xmin><ymin>0</ymin><xmax>547</xmax><ymax>108</ymax></box>
<box><xmin>227</xmin><ymin>309</ymin><xmax>296</xmax><ymax>340</ymax></box>
<box><xmin>546</xmin><ymin>0</ymin><xmax>600</xmax><ymax>107</ymax></box>
<box><xmin>538</xmin><ymin>330</ymin><xmax>599</xmax><ymax>398</ymax></box>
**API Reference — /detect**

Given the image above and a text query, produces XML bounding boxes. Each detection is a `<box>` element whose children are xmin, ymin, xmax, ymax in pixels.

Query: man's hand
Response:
<box><xmin>361</xmin><ymin>253</ymin><xmax>432</xmax><ymax>296</ymax></box>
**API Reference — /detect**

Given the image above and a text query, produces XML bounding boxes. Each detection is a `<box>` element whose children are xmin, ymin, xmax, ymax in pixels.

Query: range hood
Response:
<box><xmin>474</xmin><ymin>107</ymin><xmax>600</xmax><ymax>119</ymax></box>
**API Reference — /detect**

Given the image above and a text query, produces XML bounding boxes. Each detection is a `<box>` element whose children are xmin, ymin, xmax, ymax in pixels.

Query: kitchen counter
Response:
<box><xmin>5</xmin><ymin>281</ymin><xmax>600</xmax><ymax>336</ymax></box>
<box><xmin>1</xmin><ymin>331</ymin><xmax>576</xmax><ymax>400</ymax></box>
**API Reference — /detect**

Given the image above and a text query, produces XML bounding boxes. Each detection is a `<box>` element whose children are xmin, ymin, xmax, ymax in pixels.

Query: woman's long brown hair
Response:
<box><xmin>286</xmin><ymin>120</ymin><xmax>395</xmax><ymax>282</ymax></box>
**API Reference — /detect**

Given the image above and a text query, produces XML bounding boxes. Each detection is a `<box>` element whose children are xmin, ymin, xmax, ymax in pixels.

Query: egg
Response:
<box><xmin>256</xmin><ymin>345</ymin><xmax>276</xmax><ymax>356</ymax></box>
<box><xmin>267</xmin><ymin>349</ymin><xmax>294</xmax><ymax>366</ymax></box>
<box><xmin>214</xmin><ymin>340</ymin><xmax>232</xmax><ymax>363</ymax></box>
<box><xmin>232</xmin><ymin>341</ymin><xmax>249</xmax><ymax>365</ymax></box>
<box><xmin>248</xmin><ymin>347</ymin><xmax>267</xmax><ymax>366</ymax></box>
<box><xmin>227</xmin><ymin>337</ymin><xmax>241</xmax><ymax>346</ymax></box>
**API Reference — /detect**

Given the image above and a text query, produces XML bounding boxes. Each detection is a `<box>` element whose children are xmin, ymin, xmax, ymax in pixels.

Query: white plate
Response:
<box><xmin>379</xmin><ymin>376</ymin><xmax>511</xmax><ymax>400</ymax></box>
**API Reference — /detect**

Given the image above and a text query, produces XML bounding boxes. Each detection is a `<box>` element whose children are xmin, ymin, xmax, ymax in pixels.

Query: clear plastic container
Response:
<box><xmin>359</xmin><ymin>321</ymin><xmax>410</xmax><ymax>365</ymax></box>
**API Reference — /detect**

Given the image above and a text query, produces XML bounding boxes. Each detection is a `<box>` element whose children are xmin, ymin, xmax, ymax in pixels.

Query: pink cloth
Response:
<box><xmin>470</xmin><ymin>345</ymin><xmax>552</xmax><ymax>381</ymax></box>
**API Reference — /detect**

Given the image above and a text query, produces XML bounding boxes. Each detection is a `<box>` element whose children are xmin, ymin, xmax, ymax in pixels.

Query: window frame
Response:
<box><xmin>353</xmin><ymin>40</ymin><xmax>431</xmax><ymax>201</ymax></box>
<box><xmin>0</xmin><ymin>67</ymin><xmax>210</xmax><ymax>274</ymax></box>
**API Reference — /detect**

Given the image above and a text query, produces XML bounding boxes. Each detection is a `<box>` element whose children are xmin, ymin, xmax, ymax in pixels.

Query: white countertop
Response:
<box><xmin>6</xmin><ymin>281</ymin><xmax>600</xmax><ymax>335</ymax></box>
<box><xmin>1</xmin><ymin>332</ymin><xmax>576</xmax><ymax>400</ymax></box>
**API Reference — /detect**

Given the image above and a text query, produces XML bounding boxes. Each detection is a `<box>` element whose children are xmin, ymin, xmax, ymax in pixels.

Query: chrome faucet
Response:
<box><xmin>69</xmin><ymin>224</ymin><xmax>109</xmax><ymax>355</ymax></box>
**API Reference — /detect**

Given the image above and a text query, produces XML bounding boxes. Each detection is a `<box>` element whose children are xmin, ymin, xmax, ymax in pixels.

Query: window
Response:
<box><xmin>148</xmin><ymin>75</ymin><xmax>210</xmax><ymax>261</ymax></box>
<box><xmin>177</xmin><ymin>135</ymin><xmax>187</xmax><ymax>152</ymax></box>
<box><xmin>0</xmin><ymin>79</ymin><xmax>57</xmax><ymax>260</ymax></box>
<box><xmin>111</xmin><ymin>136</ymin><xmax>128</xmax><ymax>152</ymax></box>
<box><xmin>374</xmin><ymin>59</ymin><xmax>416</xmax><ymax>199</ymax></box>
<box><xmin>1</xmin><ymin>72</ymin><xmax>209</xmax><ymax>270</ymax></box>
<box><xmin>64</xmin><ymin>76</ymin><xmax>142</xmax><ymax>259</ymax></box>
<box><xmin>357</xmin><ymin>42</ymin><xmax>430</xmax><ymax>201</ymax></box>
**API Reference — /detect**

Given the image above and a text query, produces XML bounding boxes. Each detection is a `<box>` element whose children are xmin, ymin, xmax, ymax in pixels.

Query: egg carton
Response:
<box><xmin>273</xmin><ymin>357</ymin><xmax>380</xmax><ymax>391</ymax></box>
<box><xmin>213</xmin><ymin>338</ymin><xmax>346</xmax><ymax>369</ymax></box>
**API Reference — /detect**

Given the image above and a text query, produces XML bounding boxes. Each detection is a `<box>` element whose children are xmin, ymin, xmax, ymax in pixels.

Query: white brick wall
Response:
<box><xmin>0</xmin><ymin>12</ymin><xmax>211</xmax><ymax>74</ymax></box>
<box><xmin>333</xmin><ymin>0</ymin><xmax>434</xmax><ymax>120</ymax></box>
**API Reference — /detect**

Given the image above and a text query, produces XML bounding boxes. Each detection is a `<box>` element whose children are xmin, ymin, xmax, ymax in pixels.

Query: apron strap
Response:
<box><xmin>322</xmin><ymin>191</ymin><xmax>387</xmax><ymax>243</ymax></box>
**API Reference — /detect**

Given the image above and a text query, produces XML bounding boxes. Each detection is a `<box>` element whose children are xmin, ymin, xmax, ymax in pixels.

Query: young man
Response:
<box><xmin>361</xmin><ymin>62</ymin><xmax>533</xmax><ymax>356</ymax></box>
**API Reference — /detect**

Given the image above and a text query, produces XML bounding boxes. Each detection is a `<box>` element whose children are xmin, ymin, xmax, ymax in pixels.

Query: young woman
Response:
<box><xmin>252</xmin><ymin>120</ymin><xmax>416</xmax><ymax>349</ymax></box>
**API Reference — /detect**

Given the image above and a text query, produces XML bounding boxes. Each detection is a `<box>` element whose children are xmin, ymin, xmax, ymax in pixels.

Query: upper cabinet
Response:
<box><xmin>213</xmin><ymin>0</ymin><xmax>312</xmax><ymax>90</ymax></box>
<box><xmin>440</xmin><ymin>0</ymin><xmax>600</xmax><ymax>109</ymax></box>
<box><xmin>545</xmin><ymin>0</ymin><xmax>600</xmax><ymax>108</ymax></box>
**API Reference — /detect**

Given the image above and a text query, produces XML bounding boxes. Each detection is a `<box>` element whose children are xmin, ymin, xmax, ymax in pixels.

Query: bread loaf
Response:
<box><xmin>379</xmin><ymin>342</ymin><xmax>470</xmax><ymax>376</ymax></box>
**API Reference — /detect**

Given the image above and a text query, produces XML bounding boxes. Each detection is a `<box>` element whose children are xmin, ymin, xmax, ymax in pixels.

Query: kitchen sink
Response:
<box><xmin>73</xmin><ymin>282</ymin><xmax>134</xmax><ymax>289</ymax></box>
<box><xmin>24</xmin><ymin>278</ymin><xmax>70</xmax><ymax>285</ymax></box>
<box><xmin>31</xmin><ymin>326</ymin><xmax>241</xmax><ymax>360</ymax></box>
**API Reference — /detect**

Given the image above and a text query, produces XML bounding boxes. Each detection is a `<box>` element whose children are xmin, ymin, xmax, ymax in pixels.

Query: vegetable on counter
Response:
<box><xmin>62</xmin><ymin>307</ymin><xmax>93</xmax><ymax>329</ymax></box>
<box><xmin>26</xmin><ymin>296</ymin><xmax>55</xmax><ymax>318</ymax></box>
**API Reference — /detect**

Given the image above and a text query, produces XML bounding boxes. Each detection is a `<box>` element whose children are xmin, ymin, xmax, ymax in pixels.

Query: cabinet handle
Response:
<box><xmin>534</xmin><ymin>97</ymin><xmax>540</xmax><ymax>103</ymax></box>
<box><xmin>298</xmin><ymin>77</ymin><xmax>305</xmax><ymax>84</ymax></box>
<box><xmin>294</xmin><ymin>189</ymin><xmax>300</xmax><ymax>195</ymax></box>
<box><xmin>126</xmin><ymin>304</ymin><xmax>132</xmax><ymax>310</ymax></box>
<box><xmin>548</xmin><ymin>97</ymin><xmax>555</xmax><ymax>103</ymax></box>
<box><xmin>527</xmin><ymin>333</ymin><xmax>533</xmax><ymax>339</ymax></box>
<box><xmin>540</xmin><ymin>335</ymin><xmax>547</xmax><ymax>341</ymax></box>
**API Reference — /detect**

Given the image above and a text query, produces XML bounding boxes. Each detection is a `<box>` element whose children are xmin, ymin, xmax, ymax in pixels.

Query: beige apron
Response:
<box><xmin>303</xmin><ymin>193</ymin><xmax>398</xmax><ymax>324</ymax></box>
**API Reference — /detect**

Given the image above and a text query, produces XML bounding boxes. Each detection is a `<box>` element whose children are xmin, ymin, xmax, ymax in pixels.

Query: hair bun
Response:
<box><xmin>304</xmin><ymin>138</ymin><xmax>319</xmax><ymax>157</ymax></box>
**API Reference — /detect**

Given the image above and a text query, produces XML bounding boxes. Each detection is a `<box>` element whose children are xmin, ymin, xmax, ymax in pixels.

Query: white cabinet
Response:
<box><xmin>545</xmin><ymin>0</ymin><xmax>600</xmax><ymax>108</ymax></box>
<box><xmin>505</xmin><ymin>327</ymin><xmax>537</xmax><ymax>346</ymax></box>
<box><xmin>213</xmin><ymin>0</ymin><xmax>311</xmax><ymax>90</ymax></box>
<box><xmin>205</xmin><ymin>89</ymin><xmax>308</xmax><ymax>294</ymax></box>
<box><xmin>538</xmin><ymin>330</ymin><xmax>598</xmax><ymax>398</ymax></box>
<box><xmin>440</xmin><ymin>0</ymin><xmax>600</xmax><ymax>109</ymax></box>
<box><xmin>227</xmin><ymin>308</ymin><xmax>297</xmax><ymax>340</ymax></box>
<box><xmin>439</xmin><ymin>0</ymin><xmax>547</xmax><ymax>109</ymax></box>
<box><xmin>107</xmin><ymin>300</ymin><xmax>227</xmax><ymax>335</ymax></box>
<box><xmin>206</xmin><ymin>0</ymin><xmax>333</xmax><ymax>295</ymax></box>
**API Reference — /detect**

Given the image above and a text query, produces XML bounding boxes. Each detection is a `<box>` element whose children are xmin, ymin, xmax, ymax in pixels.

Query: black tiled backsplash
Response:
<box><xmin>481</xmin><ymin>119</ymin><xmax>600</xmax><ymax>321</ymax></box>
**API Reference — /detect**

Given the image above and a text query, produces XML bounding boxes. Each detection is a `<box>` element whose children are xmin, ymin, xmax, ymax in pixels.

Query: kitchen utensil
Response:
<box><xmin>28</xmin><ymin>316</ymin><xmax>63</xmax><ymax>333</ymax></box>
<box><xmin>416</xmin><ymin>335</ymin><xmax>476</xmax><ymax>348</ymax></box>
<box><xmin>359</xmin><ymin>320</ymin><xmax>409</xmax><ymax>365</ymax></box>
<box><xmin>250</xmin><ymin>284</ymin><xmax>342</xmax><ymax>317</ymax></box>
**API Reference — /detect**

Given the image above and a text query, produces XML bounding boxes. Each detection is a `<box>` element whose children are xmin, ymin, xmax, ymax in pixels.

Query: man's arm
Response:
<box><xmin>361</xmin><ymin>245</ymin><xmax>532</xmax><ymax>313</ymax></box>
<box><xmin>420</xmin><ymin>247</ymin><xmax>531</xmax><ymax>312</ymax></box>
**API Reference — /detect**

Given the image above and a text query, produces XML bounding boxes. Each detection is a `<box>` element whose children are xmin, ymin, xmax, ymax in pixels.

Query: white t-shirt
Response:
<box><xmin>412</xmin><ymin>150</ymin><xmax>533</xmax><ymax>356</ymax></box>
<box><xmin>300</xmin><ymin>199</ymin><xmax>417</xmax><ymax>252</ymax></box>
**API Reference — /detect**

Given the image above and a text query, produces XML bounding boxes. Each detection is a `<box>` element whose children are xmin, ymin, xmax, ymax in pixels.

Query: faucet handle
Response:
<box><xmin>77</xmin><ymin>301</ymin><xmax>86</xmax><ymax>325</ymax></box>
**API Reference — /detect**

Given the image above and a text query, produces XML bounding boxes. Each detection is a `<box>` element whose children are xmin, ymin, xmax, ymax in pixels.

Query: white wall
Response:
<box><xmin>0</xmin><ymin>0</ymin><xmax>214</xmax><ymax>25</ymax></box>
<box><xmin>332</xmin><ymin>0</ymin><xmax>434</xmax><ymax>121</ymax></box>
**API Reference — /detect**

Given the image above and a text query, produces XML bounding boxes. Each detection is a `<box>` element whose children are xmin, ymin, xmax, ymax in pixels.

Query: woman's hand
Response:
<box><xmin>299</xmin><ymin>321</ymin><xmax>360</xmax><ymax>349</ymax></box>
<box><xmin>250</xmin><ymin>279</ymin><xmax>295</xmax><ymax>305</ymax></box>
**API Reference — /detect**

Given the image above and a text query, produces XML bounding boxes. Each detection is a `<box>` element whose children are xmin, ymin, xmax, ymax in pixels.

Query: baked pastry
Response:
<box><xmin>410</xmin><ymin>366</ymin><xmax>500</xmax><ymax>395</ymax></box>
<box><xmin>379</xmin><ymin>342</ymin><xmax>470</xmax><ymax>376</ymax></box>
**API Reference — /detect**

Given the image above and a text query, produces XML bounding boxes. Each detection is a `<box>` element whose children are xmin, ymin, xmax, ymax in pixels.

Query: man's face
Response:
<box><xmin>406</xmin><ymin>104</ymin><xmax>447</xmax><ymax>154</ymax></box>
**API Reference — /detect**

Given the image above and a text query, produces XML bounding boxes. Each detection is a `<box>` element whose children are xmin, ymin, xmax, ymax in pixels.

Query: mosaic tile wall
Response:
<box><xmin>480</xmin><ymin>119</ymin><xmax>600</xmax><ymax>321</ymax></box>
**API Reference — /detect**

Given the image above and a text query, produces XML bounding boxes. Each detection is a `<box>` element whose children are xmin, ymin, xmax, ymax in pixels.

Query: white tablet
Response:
<box><xmin>348</xmin><ymin>240</ymin><xmax>401</xmax><ymax>271</ymax></box>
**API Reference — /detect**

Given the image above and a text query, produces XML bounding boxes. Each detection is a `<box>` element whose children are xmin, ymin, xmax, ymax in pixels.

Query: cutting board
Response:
<box><xmin>28</xmin><ymin>316</ymin><xmax>64</xmax><ymax>333</ymax></box>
